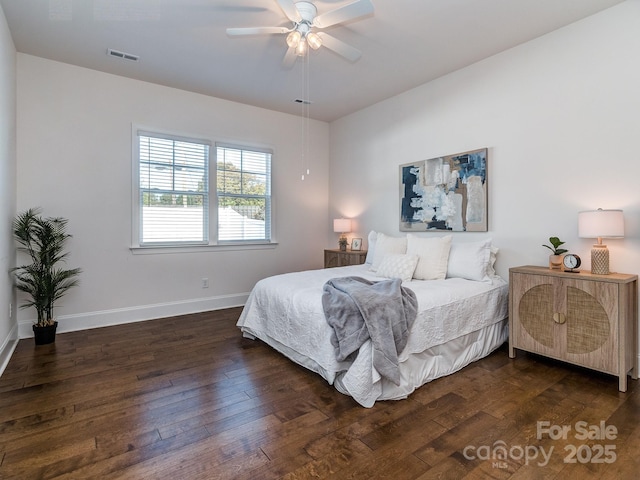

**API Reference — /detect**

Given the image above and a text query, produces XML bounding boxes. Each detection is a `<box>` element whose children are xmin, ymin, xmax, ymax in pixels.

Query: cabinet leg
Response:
<box><xmin>509</xmin><ymin>344</ymin><xmax>516</xmax><ymax>359</ymax></box>
<box><xmin>619</xmin><ymin>374</ymin><xmax>627</xmax><ymax>393</ymax></box>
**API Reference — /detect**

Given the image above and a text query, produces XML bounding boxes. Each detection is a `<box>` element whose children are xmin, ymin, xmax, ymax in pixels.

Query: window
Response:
<box><xmin>134</xmin><ymin>129</ymin><xmax>272</xmax><ymax>248</ymax></box>
<box><xmin>216</xmin><ymin>144</ymin><xmax>272</xmax><ymax>242</ymax></box>
<box><xmin>137</xmin><ymin>131</ymin><xmax>210</xmax><ymax>245</ymax></box>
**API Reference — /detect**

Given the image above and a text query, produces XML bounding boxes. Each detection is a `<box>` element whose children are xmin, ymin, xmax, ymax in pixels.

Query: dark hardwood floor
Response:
<box><xmin>0</xmin><ymin>307</ymin><xmax>638</xmax><ymax>479</ymax></box>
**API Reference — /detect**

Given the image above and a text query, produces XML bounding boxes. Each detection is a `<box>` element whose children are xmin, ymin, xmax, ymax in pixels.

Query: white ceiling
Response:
<box><xmin>0</xmin><ymin>0</ymin><xmax>625</xmax><ymax>122</ymax></box>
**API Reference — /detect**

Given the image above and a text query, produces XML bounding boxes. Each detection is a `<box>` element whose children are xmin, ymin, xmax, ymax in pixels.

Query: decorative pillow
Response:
<box><xmin>447</xmin><ymin>238</ymin><xmax>493</xmax><ymax>282</ymax></box>
<box><xmin>370</xmin><ymin>233</ymin><xmax>407</xmax><ymax>272</ymax></box>
<box><xmin>406</xmin><ymin>234</ymin><xmax>452</xmax><ymax>280</ymax></box>
<box><xmin>375</xmin><ymin>254</ymin><xmax>419</xmax><ymax>283</ymax></box>
<box><xmin>364</xmin><ymin>230</ymin><xmax>378</xmax><ymax>265</ymax></box>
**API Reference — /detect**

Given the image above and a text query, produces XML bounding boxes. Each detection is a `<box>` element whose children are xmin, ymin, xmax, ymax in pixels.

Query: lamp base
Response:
<box><xmin>591</xmin><ymin>244</ymin><xmax>610</xmax><ymax>275</ymax></box>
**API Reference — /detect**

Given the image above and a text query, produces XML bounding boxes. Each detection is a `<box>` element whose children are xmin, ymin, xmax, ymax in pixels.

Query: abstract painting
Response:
<box><xmin>400</xmin><ymin>148</ymin><xmax>488</xmax><ymax>232</ymax></box>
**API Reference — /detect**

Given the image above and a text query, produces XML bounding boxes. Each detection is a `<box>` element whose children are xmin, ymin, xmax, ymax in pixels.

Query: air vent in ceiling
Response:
<box><xmin>107</xmin><ymin>48</ymin><xmax>139</xmax><ymax>62</ymax></box>
<box><xmin>294</xmin><ymin>98</ymin><xmax>312</xmax><ymax>105</ymax></box>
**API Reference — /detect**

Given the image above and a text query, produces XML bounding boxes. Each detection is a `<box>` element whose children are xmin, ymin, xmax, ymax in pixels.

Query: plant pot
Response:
<box><xmin>549</xmin><ymin>254</ymin><xmax>563</xmax><ymax>270</ymax></box>
<box><xmin>33</xmin><ymin>321</ymin><xmax>58</xmax><ymax>345</ymax></box>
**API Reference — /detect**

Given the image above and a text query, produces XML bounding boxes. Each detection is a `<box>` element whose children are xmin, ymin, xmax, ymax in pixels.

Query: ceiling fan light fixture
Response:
<box><xmin>295</xmin><ymin>38</ymin><xmax>308</xmax><ymax>56</ymax></box>
<box><xmin>286</xmin><ymin>30</ymin><xmax>301</xmax><ymax>48</ymax></box>
<box><xmin>228</xmin><ymin>0</ymin><xmax>372</xmax><ymax>63</ymax></box>
<box><xmin>306</xmin><ymin>32</ymin><xmax>322</xmax><ymax>50</ymax></box>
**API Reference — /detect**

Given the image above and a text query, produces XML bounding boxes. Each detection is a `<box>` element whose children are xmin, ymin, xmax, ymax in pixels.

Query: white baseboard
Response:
<box><xmin>17</xmin><ymin>292</ymin><xmax>249</xmax><ymax>339</ymax></box>
<box><xmin>0</xmin><ymin>323</ymin><xmax>19</xmax><ymax>377</ymax></box>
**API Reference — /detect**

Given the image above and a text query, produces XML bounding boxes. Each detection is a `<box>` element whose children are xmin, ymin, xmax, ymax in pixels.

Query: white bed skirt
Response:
<box><xmin>335</xmin><ymin>318</ymin><xmax>508</xmax><ymax>403</ymax></box>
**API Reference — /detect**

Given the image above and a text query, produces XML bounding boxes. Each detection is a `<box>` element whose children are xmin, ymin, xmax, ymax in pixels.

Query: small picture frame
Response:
<box><xmin>351</xmin><ymin>238</ymin><xmax>362</xmax><ymax>251</ymax></box>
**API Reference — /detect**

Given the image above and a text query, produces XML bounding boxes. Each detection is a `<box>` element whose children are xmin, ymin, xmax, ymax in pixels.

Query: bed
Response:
<box><xmin>237</xmin><ymin>233</ymin><xmax>509</xmax><ymax>407</ymax></box>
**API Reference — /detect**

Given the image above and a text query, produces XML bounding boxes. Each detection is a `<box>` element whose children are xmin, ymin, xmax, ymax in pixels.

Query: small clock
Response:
<box><xmin>563</xmin><ymin>253</ymin><xmax>581</xmax><ymax>272</ymax></box>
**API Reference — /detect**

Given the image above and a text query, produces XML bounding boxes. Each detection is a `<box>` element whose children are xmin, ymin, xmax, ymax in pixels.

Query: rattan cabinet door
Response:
<box><xmin>511</xmin><ymin>273</ymin><xmax>563</xmax><ymax>358</ymax></box>
<box><xmin>563</xmin><ymin>278</ymin><xmax>617</xmax><ymax>374</ymax></box>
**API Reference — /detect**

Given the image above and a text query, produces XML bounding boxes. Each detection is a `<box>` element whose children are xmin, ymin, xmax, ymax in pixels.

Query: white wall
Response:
<box><xmin>15</xmin><ymin>55</ymin><xmax>329</xmax><ymax>335</ymax></box>
<box><xmin>330</xmin><ymin>1</ymin><xmax>640</xmax><ymax>280</ymax></box>
<box><xmin>329</xmin><ymin>1</ymin><xmax>640</xmax><ymax>366</ymax></box>
<box><xmin>0</xmin><ymin>4</ymin><xmax>17</xmax><ymax>371</ymax></box>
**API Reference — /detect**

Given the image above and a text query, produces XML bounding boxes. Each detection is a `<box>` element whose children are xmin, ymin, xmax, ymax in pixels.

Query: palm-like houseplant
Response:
<box><xmin>12</xmin><ymin>208</ymin><xmax>81</xmax><ymax>342</ymax></box>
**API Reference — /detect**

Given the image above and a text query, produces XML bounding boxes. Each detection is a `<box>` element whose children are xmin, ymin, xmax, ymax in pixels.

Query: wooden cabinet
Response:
<box><xmin>509</xmin><ymin>265</ymin><xmax>638</xmax><ymax>392</ymax></box>
<box><xmin>324</xmin><ymin>249</ymin><xmax>367</xmax><ymax>268</ymax></box>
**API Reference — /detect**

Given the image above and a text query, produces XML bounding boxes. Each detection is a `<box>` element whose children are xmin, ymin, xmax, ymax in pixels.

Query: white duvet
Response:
<box><xmin>237</xmin><ymin>264</ymin><xmax>508</xmax><ymax>407</ymax></box>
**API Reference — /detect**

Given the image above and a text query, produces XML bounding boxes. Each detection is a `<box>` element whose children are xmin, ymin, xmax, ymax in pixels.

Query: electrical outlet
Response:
<box><xmin>202</xmin><ymin>278</ymin><xmax>209</xmax><ymax>289</ymax></box>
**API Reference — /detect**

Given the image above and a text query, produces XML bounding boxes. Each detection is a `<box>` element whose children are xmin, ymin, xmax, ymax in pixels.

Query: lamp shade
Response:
<box><xmin>333</xmin><ymin>218</ymin><xmax>351</xmax><ymax>233</ymax></box>
<box><xmin>307</xmin><ymin>32</ymin><xmax>322</xmax><ymax>50</ymax></box>
<box><xmin>578</xmin><ymin>209</ymin><xmax>624</xmax><ymax>239</ymax></box>
<box><xmin>286</xmin><ymin>30</ymin><xmax>301</xmax><ymax>48</ymax></box>
<box><xmin>295</xmin><ymin>38</ymin><xmax>308</xmax><ymax>56</ymax></box>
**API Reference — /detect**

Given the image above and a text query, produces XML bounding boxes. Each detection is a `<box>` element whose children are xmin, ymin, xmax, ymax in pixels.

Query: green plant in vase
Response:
<box><xmin>542</xmin><ymin>236</ymin><xmax>568</xmax><ymax>270</ymax></box>
<box><xmin>338</xmin><ymin>236</ymin><xmax>348</xmax><ymax>251</ymax></box>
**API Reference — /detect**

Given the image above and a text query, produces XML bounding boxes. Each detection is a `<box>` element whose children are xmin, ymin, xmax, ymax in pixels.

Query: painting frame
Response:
<box><xmin>400</xmin><ymin>148</ymin><xmax>488</xmax><ymax>232</ymax></box>
<box><xmin>351</xmin><ymin>238</ymin><xmax>363</xmax><ymax>251</ymax></box>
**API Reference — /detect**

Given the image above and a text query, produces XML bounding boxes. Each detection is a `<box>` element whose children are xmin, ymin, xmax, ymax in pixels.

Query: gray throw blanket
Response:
<box><xmin>322</xmin><ymin>276</ymin><xmax>418</xmax><ymax>386</ymax></box>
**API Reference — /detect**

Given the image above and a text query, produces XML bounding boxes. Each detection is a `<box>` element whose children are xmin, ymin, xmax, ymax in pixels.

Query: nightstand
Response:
<box><xmin>509</xmin><ymin>265</ymin><xmax>638</xmax><ymax>392</ymax></box>
<box><xmin>324</xmin><ymin>249</ymin><xmax>367</xmax><ymax>268</ymax></box>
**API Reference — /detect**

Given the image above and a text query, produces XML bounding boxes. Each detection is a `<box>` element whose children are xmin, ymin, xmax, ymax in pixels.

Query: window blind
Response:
<box><xmin>216</xmin><ymin>144</ymin><xmax>271</xmax><ymax>242</ymax></box>
<box><xmin>138</xmin><ymin>133</ymin><xmax>210</xmax><ymax>245</ymax></box>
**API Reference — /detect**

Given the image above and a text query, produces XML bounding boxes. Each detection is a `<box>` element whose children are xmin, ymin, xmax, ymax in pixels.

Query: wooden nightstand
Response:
<box><xmin>509</xmin><ymin>265</ymin><xmax>638</xmax><ymax>391</ymax></box>
<box><xmin>324</xmin><ymin>249</ymin><xmax>367</xmax><ymax>268</ymax></box>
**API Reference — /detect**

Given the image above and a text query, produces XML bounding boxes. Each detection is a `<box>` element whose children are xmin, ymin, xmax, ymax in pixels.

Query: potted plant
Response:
<box><xmin>542</xmin><ymin>236</ymin><xmax>568</xmax><ymax>270</ymax></box>
<box><xmin>338</xmin><ymin>236</ymin><xmax>348</xmax><ymax>251</ymax></box>
<box><xmin>12</xmin><ymin>208</ymin><xmax>81</xmax><ymax>344</ymax></box>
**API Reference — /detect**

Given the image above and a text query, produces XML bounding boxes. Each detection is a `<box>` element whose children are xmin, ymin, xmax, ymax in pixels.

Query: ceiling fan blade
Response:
<box><xmin>226</xmin><ymin>26</ymin><xmax>290</xmax><ymax>36</ymax></box>
<box><xmin>317</xmin><ymin>33</ymin><xmax>362</xmax><ymax>62</ymax></box>
<box><xmin>282</xmin><ymin>46</ymin><xmax>297</xmax><ymax>69</ymax></box>
<box><xmin>276</xmin><ymin>0</ymin><xmax>302</xmax><ymax>23</ymax></box>
<box><xmin>313</xmin><ymin>0</ymin><xmax>373</xmax><ymax>29</ymax></box>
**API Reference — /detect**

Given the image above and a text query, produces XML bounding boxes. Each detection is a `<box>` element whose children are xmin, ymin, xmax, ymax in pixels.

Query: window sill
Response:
<box><xmin>130</xmin><ymin>242</ymin><xmax>278</xmax><ymax>255</ymax></box>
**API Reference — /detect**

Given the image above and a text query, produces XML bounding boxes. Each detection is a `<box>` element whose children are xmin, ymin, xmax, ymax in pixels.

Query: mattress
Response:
<box><xmin>237</xmin><ymin>264</ymin><xmax>509</xmax><ymax>407</ymax></box>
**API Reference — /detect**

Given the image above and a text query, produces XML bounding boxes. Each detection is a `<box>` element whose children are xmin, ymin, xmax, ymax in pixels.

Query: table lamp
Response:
<box><xmin>578</xmin><ymin>209</ymin><xmax>624</xmax><ymax>274</ymax></box>
<box><xmin>333</xmin><ymin>218</ymin><xmax>351</xmax><ymax>251</ymax></box>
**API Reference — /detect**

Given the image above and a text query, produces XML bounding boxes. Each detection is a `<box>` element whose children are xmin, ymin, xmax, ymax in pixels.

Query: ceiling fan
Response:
<box><xmin>226</xmin><ymin>0</ymin><xmax>374</xmax><ymax>67</ymax></box>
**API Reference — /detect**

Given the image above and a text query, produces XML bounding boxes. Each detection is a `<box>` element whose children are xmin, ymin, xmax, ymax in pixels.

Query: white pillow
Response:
<box><xmin>375</xmin><ymin>254</ymin><xmax>419</xmax><ymax>283</ymax></box>
<box><xmin>447</xmin><ymin>238</ymin><xmax>493</xmax><ymax>282</ymax></box>
<box><xmin>406</xmin><ymin>234</ymin><xmax>452</xmax><ymax>280</ymax></box>
<box><xmin>364</xmin><ymin>230</ymin><xmax>378</xmax><ymax>265</ymax></box>
<box><xmin>370</xmin><ymin>233</ymin><xmax>407</xmax><ymax>272</ymax></box>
